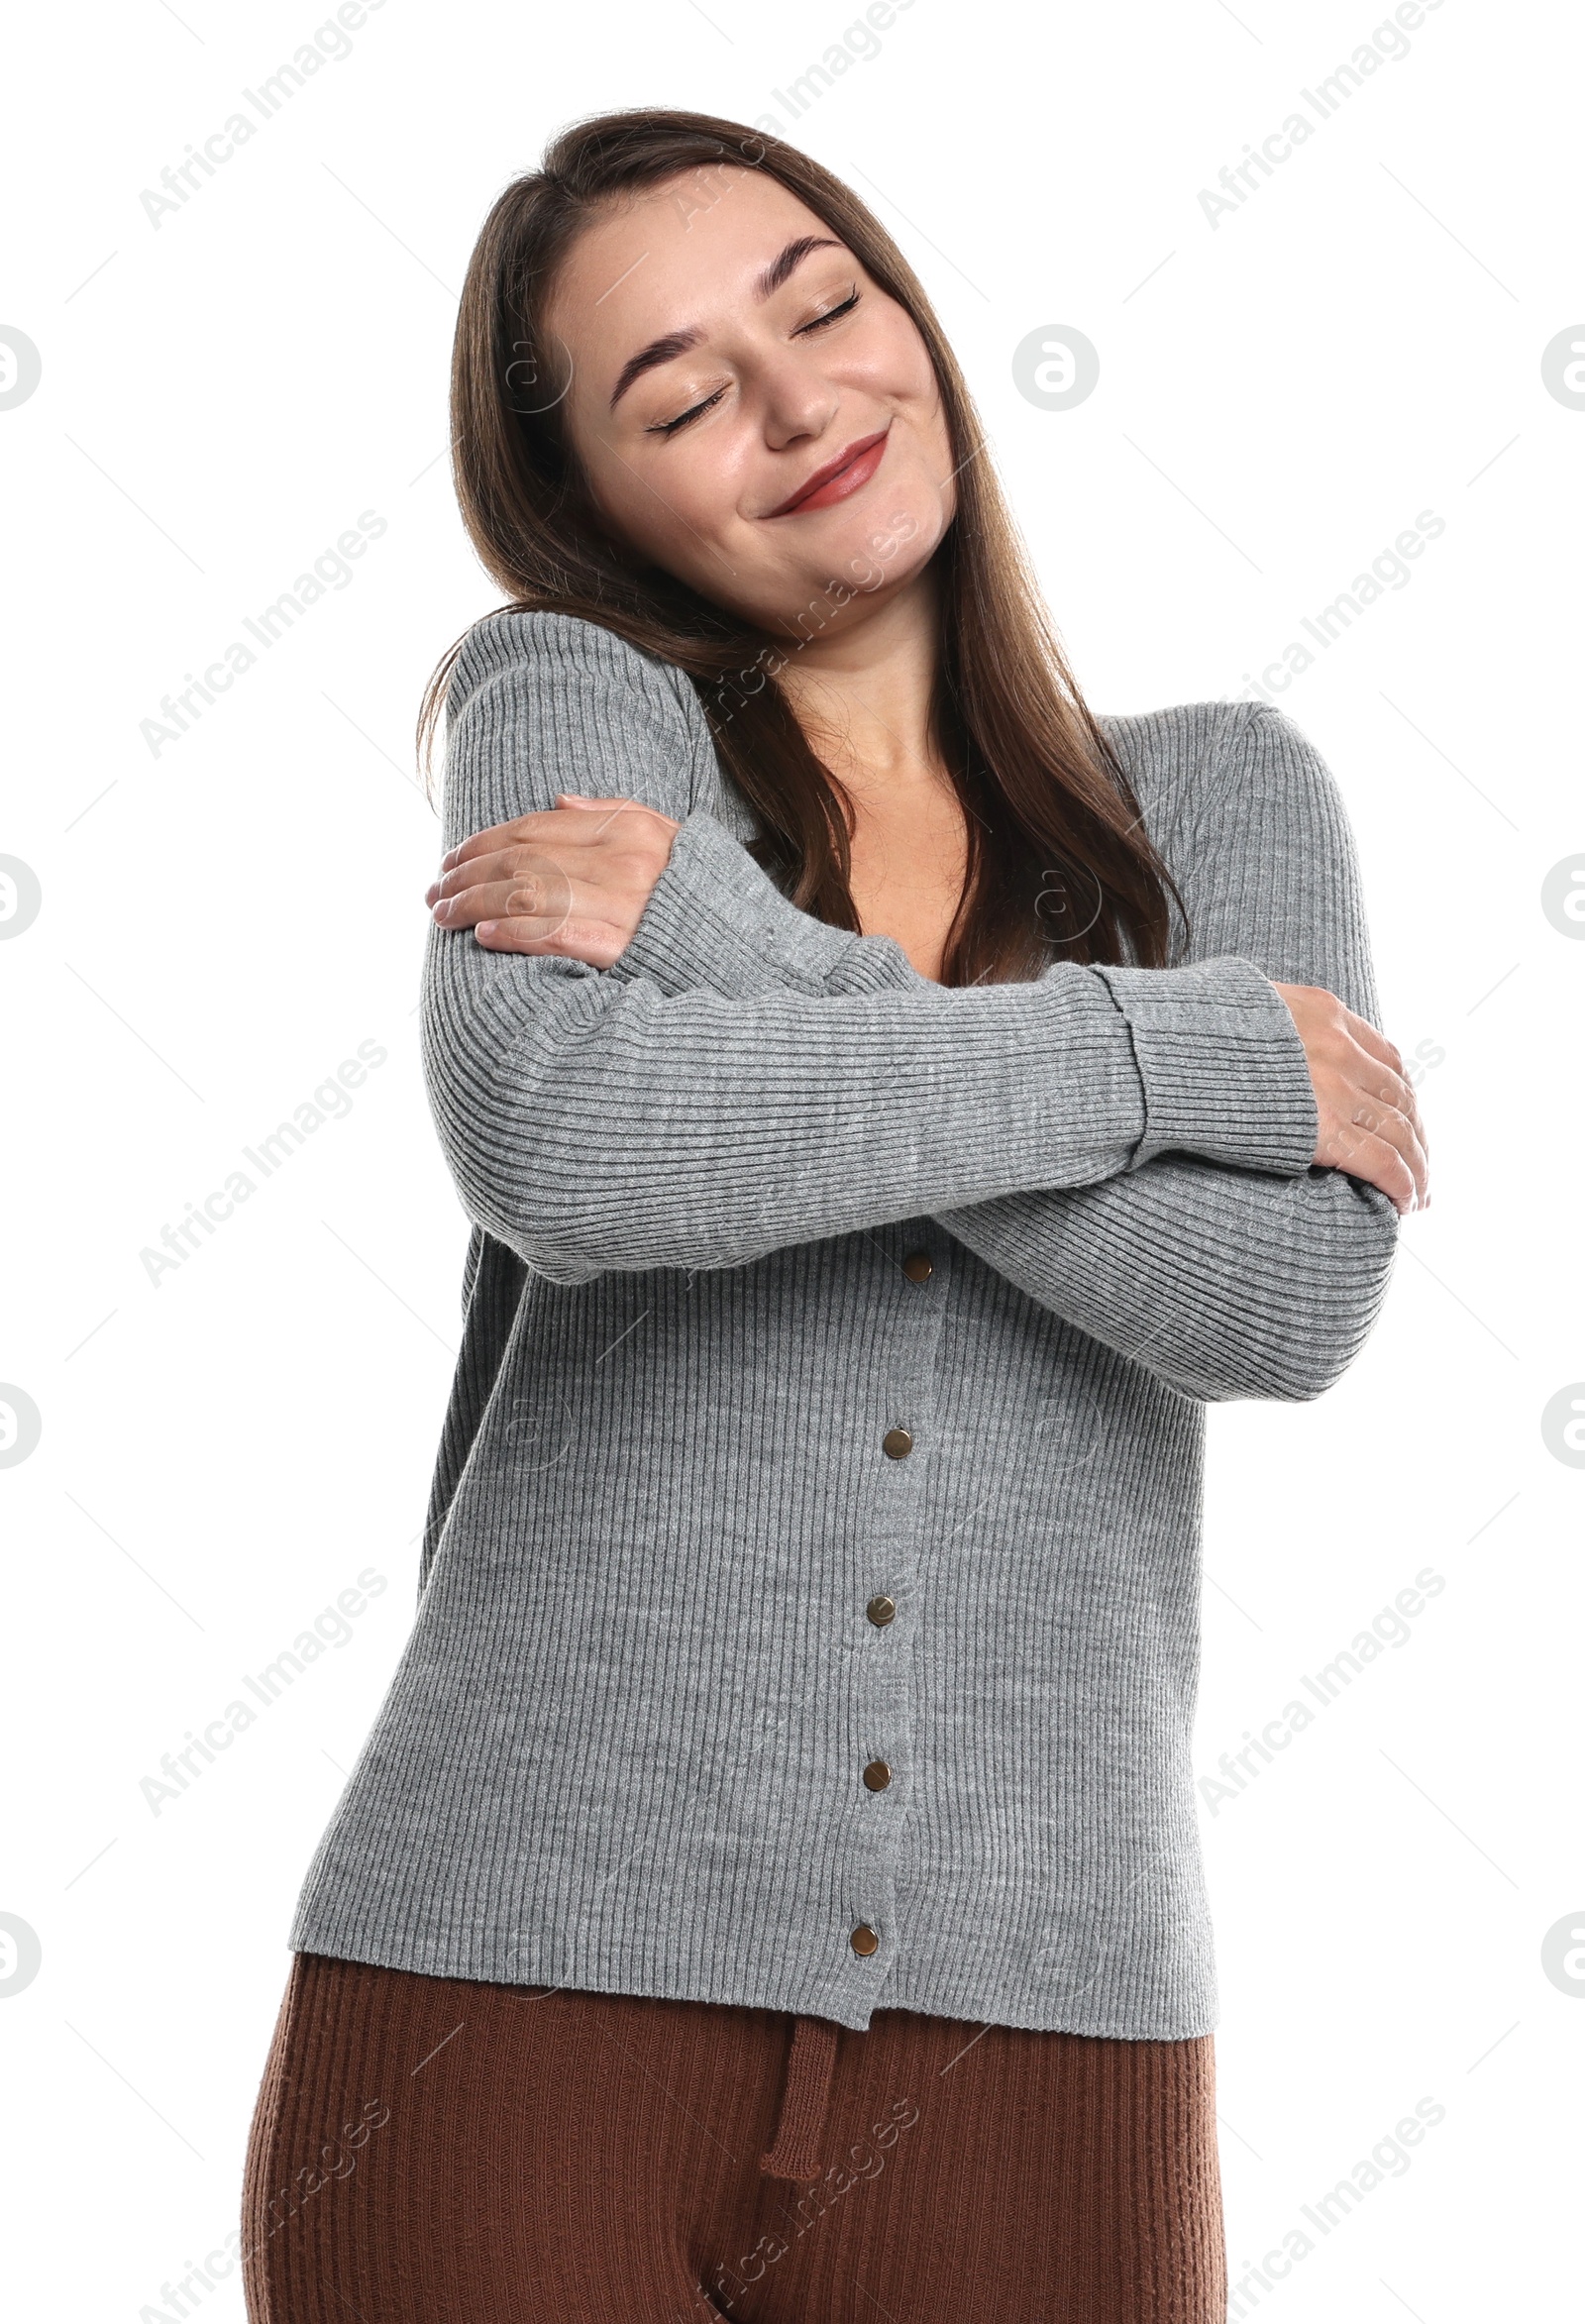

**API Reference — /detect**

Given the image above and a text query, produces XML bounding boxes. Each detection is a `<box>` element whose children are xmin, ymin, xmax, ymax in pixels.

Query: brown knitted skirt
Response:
<box><xmin>241</xmin><ymin>1952</ymin><xmax>1225</xmax><ymax>2322</ymax></box>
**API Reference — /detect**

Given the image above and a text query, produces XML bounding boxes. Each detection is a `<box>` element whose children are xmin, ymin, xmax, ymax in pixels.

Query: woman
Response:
<box><xmin>242</xmin><ymin>108</ymin><xmax>1426</xmax><ymax>2323</ymax></box>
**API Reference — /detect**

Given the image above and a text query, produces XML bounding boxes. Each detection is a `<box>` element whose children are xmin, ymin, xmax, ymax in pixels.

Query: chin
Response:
<box><xmin>726</xmin><ymin>498</ymin><xmax>947</xmax><ymax>634</ymax></box>
<box><xmin>832</xmin><ymin>496</ymin><xmax>947</xmax><ymax>597</ymax></box>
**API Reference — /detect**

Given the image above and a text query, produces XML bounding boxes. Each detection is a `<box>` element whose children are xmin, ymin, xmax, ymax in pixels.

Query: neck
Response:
<box><xmin>772</xmin><ymin>563</ymin><xmax>945</xmax><ymax>803</ymax></box>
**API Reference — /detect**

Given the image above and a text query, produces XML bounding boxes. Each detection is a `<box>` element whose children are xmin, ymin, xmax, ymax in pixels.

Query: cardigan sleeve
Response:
<box><xmin>421</xmin><ymin>614</ymin><xmax>1321</xmax><ymax>1282</ymax></box>
<box><xmin>617</xmin><ymin>697</ymin><xmax>1400</xmax><ymax>1404</ymax></box>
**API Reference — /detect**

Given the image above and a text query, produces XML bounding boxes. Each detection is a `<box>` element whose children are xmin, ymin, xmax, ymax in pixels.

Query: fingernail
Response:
<box><xmin>440</xmin><ymin>848</ymin><xmax>458</xmax><ymax>869</ymax></box>
<box><xmin>424</xmin><ymin>882</ymin><xmax>439</xmax><ymax>904</ymax></box>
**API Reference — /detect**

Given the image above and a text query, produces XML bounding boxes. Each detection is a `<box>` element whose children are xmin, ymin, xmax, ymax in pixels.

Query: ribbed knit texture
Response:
<box><xmin>242</xmin><ymin>1951</ymin><xmax>1227</xmax><ymax>2321</ymax></box>
<box><xmin>286</xmin><ymin>612</ymin><xmax>1399</xmax><ymax>2038</ymax></box>
<box><xmin>759</xmin><ymin>2014</ymin><xmax>840</xmax><ymax>2181</ymax></box>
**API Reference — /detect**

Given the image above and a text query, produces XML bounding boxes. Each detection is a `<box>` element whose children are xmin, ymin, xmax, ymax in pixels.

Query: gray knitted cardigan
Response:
<box><xmin>288</xmin><ymin>611</ymin><xmax>1397</xmax><ymax>2038</ymax></box>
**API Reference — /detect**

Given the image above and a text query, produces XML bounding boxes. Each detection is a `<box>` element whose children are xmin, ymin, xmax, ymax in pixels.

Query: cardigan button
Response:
<box><xmin>866</xmin><ymin>1594</ymin><xmax>896</xmax><ymax>1628</ymax></box>
<box><xmin>882</xmin><ymin>1426</ymin><xmax>913</xmax><ymax>1459</ymax></box>
<box><xmin>850</xmin><ymin>1924</ymin><xmax>881</xmax><ymax>1957</ymax></box>
<box><xmin>862</xmin><ymin>1760</ymin><xmax>892</xmax><ymax>1792</ymax></box>
<box><xmin>901</xmin><ymin>1250</ymin><xmax>933</xmax><ymax>1283</ymax></box>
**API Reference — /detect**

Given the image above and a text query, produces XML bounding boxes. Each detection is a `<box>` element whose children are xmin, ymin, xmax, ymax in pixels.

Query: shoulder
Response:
<box><xmin>438</xmin><ymin>609</ymin><xmax>729</xmax><ymax>836</ymax></box>
<box><xmin>1099</xmin><ymin>697</ymin><xmax>1326</xmax><ymax>802</ymax></box>
<box><xmin>447</xmin><ymin>607</ymin><xmax>711</xmax><ymax>743</ymax></box>
<box><xmin>1099</xmin><ymin>698</ymin><xmax>1352</xmax><ymax>867</ymax></box>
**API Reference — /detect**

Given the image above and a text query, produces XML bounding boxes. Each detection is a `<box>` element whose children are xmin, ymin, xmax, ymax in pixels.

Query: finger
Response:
<box><xmin>441</xmin><ymin>808</ymin><xmax>595</xmax><ymax>873</ymax></box>
<box><xmin>1361</xmin><ymin>1080</ymin><xmax>1429</xmax><ymax>1202</ymax></box>
<box><xmin>430</xmin><ymin>846</ymin><xmax>576</xmax><ymax>906</ymax></box>
<box><xmin>1344</xmin><ymin>1012</ymin><xmax>1409</xmax><ymax>1083</ymax></box>
<box><xmin>1333</xmin><ymin>1088</ymin><xmax>1425</xmax><ymax>1202</ymax></box>
<box><xmin>1320</xmin><ymin>1108</ymin><xmax>1420</xmax><ymax>1213</ymax></box>
<box><xmin>440</xmin><ymin>817</ymin><xmax>530</xmax><ymax>873</ymax></box>
<box><xmin>475</xmin><ymin>913</ymin><xmax>628</xmax><ymax>968</ymax></box>
<box><xmin>431</xmin><ymin>873</ymin><xmax>578</xmax><ymax>931</ymax></box>
<box><xmin>1333</xmin><ymin>1127</ymin><xmax>1419</xmax><ymax>1215</ymax></box>
<box><xmin>1326</xmin><ymin>1098</ymin><xmax>1428</xmax><ymax>1209</ymax></box>
<box><xmin>1377</xmin><ymin>1110</ymin><xmax>1429</xmax><ymax>1208</ymax></box>
<box><xmin>1341</xmin><ymin>1036</ymin><xmax>1418</xmax><ymax>1143</ymax></box>
<box><xmin>437</xmin><ymin>803</ymin><xmax>643</xmax><ymax>890</ymax></box>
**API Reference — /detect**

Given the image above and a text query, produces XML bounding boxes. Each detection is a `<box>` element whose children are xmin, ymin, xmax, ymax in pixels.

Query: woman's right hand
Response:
<box><xmin>426</xmin><ymin>793</ymin><xmax>681</xmax><ymax>966</ymax></box>
<box><xmin>1271</xmin><ymin>983</ymin><xmax>1429</xmax><ymax>1215</ymax></box>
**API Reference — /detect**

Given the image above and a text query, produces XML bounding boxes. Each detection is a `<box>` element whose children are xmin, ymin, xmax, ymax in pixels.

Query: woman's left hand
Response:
<box><xmin>426</xmin><ymin>792</ymin><xmax>681</xmax><ymax>966</ymax></box>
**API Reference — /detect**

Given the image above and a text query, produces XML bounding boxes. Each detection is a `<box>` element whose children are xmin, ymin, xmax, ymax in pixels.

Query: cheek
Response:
<box><xmin>851</xmin><ymin>308</ymin><xmax>944</xmax><ymax>417</ymax></box>
<box><xmin>581</xmin><ymin>419</ymin><xmax>746</xmax><ymax>571</ymax></box>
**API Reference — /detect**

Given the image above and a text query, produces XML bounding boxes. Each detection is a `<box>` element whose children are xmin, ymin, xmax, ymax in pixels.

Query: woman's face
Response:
<box><xmin>542</xmin><ymin>163</ymin><xmax>956</xmax><ymax>638</ymax></box>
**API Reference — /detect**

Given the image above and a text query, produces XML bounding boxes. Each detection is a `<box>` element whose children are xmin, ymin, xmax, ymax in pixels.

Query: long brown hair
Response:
<box><xmin>421</xmin><ymin>107</ymin><xmax>1185</xmax><ymax>981</ymax></box>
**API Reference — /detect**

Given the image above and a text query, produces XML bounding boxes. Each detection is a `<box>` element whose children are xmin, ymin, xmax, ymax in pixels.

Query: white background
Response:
<box><xmin>2</xmin><ymin>1</ymin><xmax>1579</xmax><ymax>2316</ymax></box>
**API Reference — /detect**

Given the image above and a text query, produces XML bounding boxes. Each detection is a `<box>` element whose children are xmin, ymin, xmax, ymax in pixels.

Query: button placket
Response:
<box><xmin>845</xmin><ymin>1224</ymin><xmax>948</xmax><ymax>1981</ymax></box>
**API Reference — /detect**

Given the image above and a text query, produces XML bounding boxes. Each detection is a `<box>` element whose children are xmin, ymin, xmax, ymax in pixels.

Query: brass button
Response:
<box><xmin>850</xmin><ymin>1923</ymin><xmax>880</xmax><ymax>1957</ymax></box>
<box><xmin>901</xmin><ymin>1250</ymin><xmax>933</xmax><ymax>1283</ymax></box>
<box><xmin>866</xmin><ymin>1594</ymin><xmax>896</xmax><ymax>1628</ymax></box>
<box><xmin>862</xmin><ymin>1759</ymin><xmax>892</xmax><ymax>1792</ymax></box>
<box><xmin>882</xmin><ymin>1426</ymin><xmax>913</xmax><ymax>1459</ymax></box>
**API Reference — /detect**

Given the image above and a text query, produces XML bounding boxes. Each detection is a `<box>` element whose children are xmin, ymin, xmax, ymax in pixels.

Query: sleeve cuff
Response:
<box><xmin>614</xmin><ymin>808</ymin><xmax>898</xmax><ymax>997</ymax></box>
<box><xmin>1092</xmin><ymin>955</ymin><xmax>1319</xmax><ymax>1176</ymax></box>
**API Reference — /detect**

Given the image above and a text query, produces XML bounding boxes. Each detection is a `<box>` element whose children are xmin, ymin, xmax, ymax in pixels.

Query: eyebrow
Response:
<box><xmin>607</xmin><ymin>236</ymin><xmax>847</xmax><ymax>410</ymax></box>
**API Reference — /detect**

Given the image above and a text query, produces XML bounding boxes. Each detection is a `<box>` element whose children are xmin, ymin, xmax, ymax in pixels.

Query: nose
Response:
<box><xmin>757</xmin><ymin>346</ymin><xmax>840</xmax><ymax>452</ymax></box>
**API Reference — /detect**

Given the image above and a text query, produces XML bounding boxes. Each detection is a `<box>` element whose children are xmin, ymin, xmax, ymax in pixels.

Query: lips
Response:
<box><xmin>765</xmin><ymin>427</ymin><xmax>890</xmax><ymax>517</ymax></box>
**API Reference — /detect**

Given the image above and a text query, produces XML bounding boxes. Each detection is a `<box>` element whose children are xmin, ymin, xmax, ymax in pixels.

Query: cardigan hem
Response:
<box><xmin>282</xmin><ymin>1918</ymin><xmax>1219</xmax><ymax>2043</ymax></box>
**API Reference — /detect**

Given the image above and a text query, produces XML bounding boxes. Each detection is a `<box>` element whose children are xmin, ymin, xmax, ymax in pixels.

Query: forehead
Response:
<box><xmin>549</xmin><ymin>167</ymin><xmax>845</xmax><ymax>362</ymax></box>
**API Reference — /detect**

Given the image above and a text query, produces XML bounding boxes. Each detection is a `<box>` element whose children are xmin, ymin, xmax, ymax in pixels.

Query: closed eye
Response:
<box><xmin>649</xmin><ymin>387</ymin><xmax>727</xmax><ymax>438</ymax></box>
<box><xmin>647</xmin><ymin>288</ymin><xmax>862</xmax><ymax>437</ymax></box>
<box><xmin>796</xmin><ymin>285</ymin><xmax>860</xmax><ymax>333</ymax></box>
